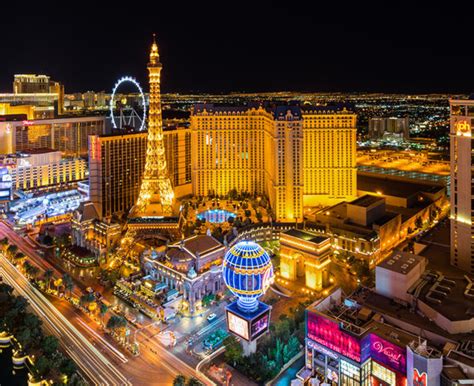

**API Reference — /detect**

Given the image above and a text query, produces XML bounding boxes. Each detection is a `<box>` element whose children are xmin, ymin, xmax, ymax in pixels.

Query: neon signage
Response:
<box><xmin>306</xmin><ymin>312</ymin><xmax>361</xmax><ymax>362</ymax></box>
<box><xmin>455</xmin><ymin>120</ymin><xmax>471</xmax><ymax>136</ymax></box>
<box><xmin>362</xmin><ymin>334</ymin><xmax>406</xmax><ymax>375</ymax></box>
<box><xmin>413</xmin><ymin>369</ymin><xmax>427</xmax><ymax>386</ymax></box>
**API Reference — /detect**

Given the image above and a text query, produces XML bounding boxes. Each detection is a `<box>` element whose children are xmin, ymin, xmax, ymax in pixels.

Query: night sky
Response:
<box><xmin>1</xmin><ymin>2</ymin><xmax>473</xmax><ymax>94</ymax></box>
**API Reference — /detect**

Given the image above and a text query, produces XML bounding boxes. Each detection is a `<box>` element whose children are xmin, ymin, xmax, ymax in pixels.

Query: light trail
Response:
<box><xmin>0</xmin><ymin>255</ymin><xmax>131</xmax><ymax>385</ymax></box>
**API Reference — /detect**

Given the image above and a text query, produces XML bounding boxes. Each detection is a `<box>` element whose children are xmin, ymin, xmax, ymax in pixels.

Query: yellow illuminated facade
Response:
<box><xmin>190</xmin><ymin>104</ymin><xmax>356</xmax><ymax>221</ymax></box>
<box><xmin>89</xmin><ymin>127</ymin><xmax>191</xmax><ymax>219</ymax></box>
<box><xmin>450</xmin><ymin>99</ymin><xmax>474</xmax><ymax>273</ymax></box>
<box><xmin>0</xmin><ymin>103</ymin><xmax>35</xmax><ymax>119</ymax></box>
<box><xmin>131</xmin><ymin>36</ymin><xmax>175</xmax><ymax>219</ymax></box>
<box><xmin>302</xmin><ymin>107</ymin><xmax>357</xmax><ymax>207</ymax></box>
<box><xmin>279</xmin><ymin>229</ymin><xmax>331</xmax><ymax>291</ymax></box>
<box><xmin>0</xmin><ymin>149</ymin><xmax>86</xmax><ymax>191</ymax></box>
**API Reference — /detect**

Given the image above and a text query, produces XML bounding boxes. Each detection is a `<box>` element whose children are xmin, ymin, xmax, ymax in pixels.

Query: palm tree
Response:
<box><xmin>62</xmin><ymin>273</ymin><xmax>74</xmax><ymax>296</ymax></box>
<box><xmin>99</xmin><ymin>303</ymin><xmax>109</xmax><ymax>327</ymax></box>
<box><xmin>6</xmin><ymin>244</ymin><xmax>18</xmax><ymax>258</ymax></box>
<box><xmin>43</xmin><ymin>269</ymin><xmax>54</xmax><ymax>290</ymax></box>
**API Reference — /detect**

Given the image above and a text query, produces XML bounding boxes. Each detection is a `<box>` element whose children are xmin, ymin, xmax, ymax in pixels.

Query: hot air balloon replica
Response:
<box><xmin>222</xmin><ymin>241</ymin><xmax>274</xmax><ymax>355</ymax></box>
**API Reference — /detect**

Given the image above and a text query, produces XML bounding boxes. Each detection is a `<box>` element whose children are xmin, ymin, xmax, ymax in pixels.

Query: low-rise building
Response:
<box><xmin>0</xmin><ymin>149</ymin><xmax>86</xmax><ymax>192</ymax></box>
<box><xmin>141</xmin><ymin>234</ymin><xmax>226</xmax><ymax>313</ymax></box>
<box><xmin>280</xmin><ymin>229</ymin><xmax>331</xmax><ymax>291</ymax></box>
<box><xmin>306</xmin><ymin>175</ymin><xmax>448</xmax><ymax>266</ymax></box>
<box><xmin>71</xmin><ymin>201</ymin><xmax>121</xmax><ymax>261</ymax></box>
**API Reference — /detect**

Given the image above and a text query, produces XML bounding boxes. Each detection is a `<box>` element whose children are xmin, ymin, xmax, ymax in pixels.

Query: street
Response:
<box><xmin>0</xmin><ymin>254</ymin><xmax>130</xmax><ymax>385</ymax></box>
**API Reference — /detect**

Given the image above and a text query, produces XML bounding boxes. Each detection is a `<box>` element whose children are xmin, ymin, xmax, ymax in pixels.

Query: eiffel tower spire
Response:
<box><xmin>111</xmin><ymin>37</ymin><xmax>179</xmax><ymax>268</ymax></box>
<box><xmin>131</xmin><ymin>35</ymin><xmax>174</xmax><ymax>217</ymax></box>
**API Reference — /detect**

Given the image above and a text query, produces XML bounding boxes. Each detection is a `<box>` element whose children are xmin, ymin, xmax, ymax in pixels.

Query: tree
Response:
<box><xmin>6</xmin><ymin>244</ymin><xmax>18</xmax><ymax>257</ymax></box>
<box><xmin>173</xmin><ymin>375</ymin><xmax>186</xmax><ymax>386</ymax></box>
<box><xmin>0</xmin><ymin>237</ymin><xmax>8</xmax><ymax>248</ymax></box>
<box><xmin>99</xmin><ymin>303</ymin><xmax>109</xmax><ymax>326</ymax></box>
<box><xmin>59</xmin><ymin>358</ymin><xmax>76</xmax><ymax>377</ymax></box>
<box><xmin>106</xmin><ymin>315</ymin><xmax>127</xmax><ymax>336</ymax></box>
<box><xmin>35</xmin><ymin>356</ymin><xmax>51</xmax><ymax>376</ymax></box>
<box><xmin>42</xmin><ymin>335</ymin><xmax>59</xmax><ymax>355</ymax></box>
<box><xmin>415</xmin><ymin>217</ymin><xmax>423</xmax><ymax>229</ymax></box>
<box><xmin>353</xmin><ymin>259</ymin><xmax>370</xmax><ymax>278</ymax></box>
<box><xmin>223</xmin><ymin>335</ymin><xmax>243</xmax><ymax>365</ymax></box>
<box><xmin>62</xmin><ymin>273</ymin><xmax>74</xmax><ymax>295</ymax></box>
<box><xmin>43</xmin><ymin>269</ymin><xmax>54</xmax><ymax>290</ymax></box>
<box><xmin>187</xmin><ymin>378</ymin><xmax>203</xmax><ymax>386</ymax></box>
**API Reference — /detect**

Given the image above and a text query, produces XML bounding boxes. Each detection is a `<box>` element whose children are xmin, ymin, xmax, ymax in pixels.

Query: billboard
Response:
<box><xmin>306</xmin><ymin>311</ymin><xmax>361</xmax><ymax>362</ymax></box>
<box><xmin>362</xmin><ymin>334</ymin><xmax>407</xmax><ymax>375</ymax></box>
<box><xmin>227</xmin><ymin>310</ymin><xmax>250</xmax><ymax>341</ymax></box>
<box><xmin>0</xmin><ymin>168</ymin><xmax>12</xmax><ymax>202</ymax></box>
<box><xmin>250</xmin><ymin>309</ymin><xmax>270</xmax><ymax>340</ymax></box>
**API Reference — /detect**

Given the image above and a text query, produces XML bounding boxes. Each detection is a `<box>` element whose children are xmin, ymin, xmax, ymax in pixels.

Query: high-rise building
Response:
<box><xmin>0</xmin><ymin>116</ymin><xmax>107</xmax><ymax>157</ymax></box>
<box><xmin>450</xmin><ymin>98</ymin><xmax>474</xmax><ymax>273</ymax></box>
<box><xmin>190</xmin><ymin>103</ymin><xmax>356</xmax><ymax>221</ymax></box>
<box><xmin>368</xmin><ymin>116</ymin><xmax>409</xmax><ymax>140</ymax></box>
<box><xmin>10</xmin><ymin>74</ymin><xmax>64</xmax><ymax>115</ymax></box>
<box><xmin>89</xmin><ymin>131</ymin><xmax>147</xmax><ymax>219</ymax></box>
<box><xmin>83</xmin><ymin>91</ymin><xmax>96</xmax><ymax>108</ymax></box>
<box><xmin>0</xmin><ymin>149</ymin><xmax>86</xmax><ymax>192</ymax></box>
<box><xmin>88</xmin><ymin>126</ymin><xmax>191</xmax><ymax>220</ymax></box>
<box><xmin>302</xmin><ymin>105</ymin><xmax>357</xmax><ymax>207</ymax></box>
<box><xmin>13</xmin><ymin>74</ymin><xmax>51</xmax><ymax>94</ymax></box>
<box><xmin>163</xmin><ymin>126</ymin><xmax>192</xmax><ymax>197</ymax></box>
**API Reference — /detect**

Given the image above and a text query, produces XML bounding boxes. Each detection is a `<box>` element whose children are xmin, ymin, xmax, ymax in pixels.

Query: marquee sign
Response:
<box><xmin>413</xmin><ymin>369</ymin><xmax>427</xmax><ymax>386</ymax></box>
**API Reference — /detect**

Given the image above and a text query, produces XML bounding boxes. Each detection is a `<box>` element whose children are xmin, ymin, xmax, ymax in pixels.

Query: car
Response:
<box><xmin>207</xmin><ymin>313</ymin><xmax>217</xmax><ymax>323</ymax></box>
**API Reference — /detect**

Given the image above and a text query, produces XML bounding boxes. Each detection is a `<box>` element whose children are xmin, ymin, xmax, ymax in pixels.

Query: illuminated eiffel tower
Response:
<box><xmin>113</xmin><ymin>36</ymin><xmax>179</xmax><ymax>267</ymax></box>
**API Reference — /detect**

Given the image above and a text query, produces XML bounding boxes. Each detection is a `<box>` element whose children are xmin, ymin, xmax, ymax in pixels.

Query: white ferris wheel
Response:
<box><xmin>109</xmin><ymin>76</ymin><xmax>147</xmax><ymax>131</ymax></box>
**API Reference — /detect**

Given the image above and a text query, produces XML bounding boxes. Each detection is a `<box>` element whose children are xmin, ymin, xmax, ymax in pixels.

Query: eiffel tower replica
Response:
<box><xmin>112</xmin><ymin>36</ymin><xmax>180</xmax><ymax>268</ymax></box>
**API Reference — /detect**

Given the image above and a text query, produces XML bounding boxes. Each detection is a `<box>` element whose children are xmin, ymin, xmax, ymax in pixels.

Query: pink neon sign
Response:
<box><xmin>306</xmin><ymin>311</ymin><xmax>361</xmax><ymax>362</ymax></box>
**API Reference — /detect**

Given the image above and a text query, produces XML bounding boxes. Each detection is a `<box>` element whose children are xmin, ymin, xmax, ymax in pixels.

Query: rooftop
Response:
<box><xmin>282</xmin><ymin>229</ymin><xmax>329</xmax><ymax>245</ymax></box>
<box><xmin>377</xmin><ymin>250</ymin><xmax>426</xmax><ymax>275</ymax></box>
<box><xmin>414</xmin><ymin>271</ymin><xmax>474</xmax><ymax>322</ymax></box>
<box><xmin>357</xmin><ymin>174</ymin><xmax>444</xmax><ymax>199</ymax></box>
<box><xmin>171</xmin><ymin>234</ymin><xmax>224</xmax><ymax>257</ymax></box>
<box><xmin>349</xmin><ymin>194</ymin><xmax>384</xmax><ymax>208</ymax></box>
<box><xmin>18</xmin><ymin>148</ymin><xmax>57</xmax><ymax>155</ymax></box>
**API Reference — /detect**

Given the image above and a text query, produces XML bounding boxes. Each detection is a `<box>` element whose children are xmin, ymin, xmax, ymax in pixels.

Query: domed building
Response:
<box><xmin>141</xmin><ymin>234</ymin><xmax>226</xmax><ymax>313</ymax></box>
<box><xmin>222</xmin><ymin>241</ymin><xmax>274</xmax><ymax>312</ymax></box>
<box><xmin>223</xmin><ymin>241</ymin><xmax>274</xmax><ymax>355</ymax></box>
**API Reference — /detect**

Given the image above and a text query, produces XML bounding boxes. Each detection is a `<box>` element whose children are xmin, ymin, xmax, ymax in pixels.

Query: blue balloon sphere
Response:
<box><xmin>222</xmin><ymin>241</ymin><xmax>274</xmax><ymax>312</ymax></box>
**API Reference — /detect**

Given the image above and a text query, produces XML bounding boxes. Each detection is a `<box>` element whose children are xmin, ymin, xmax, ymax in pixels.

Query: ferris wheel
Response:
<box><xmin>109</xmin><ymin>76</ymin><xmax>147</xmax><ymax>131</ymax></box>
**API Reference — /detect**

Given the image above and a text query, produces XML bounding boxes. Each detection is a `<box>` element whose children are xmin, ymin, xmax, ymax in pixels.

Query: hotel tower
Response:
<box><xmin>190</xmin><ymin>104</ymin><xmax>357</xmax><ymax>222</ymax></box>
<box><xmin>450</xmin><ymin>98</ymin><xmax>474</xmax><ymax>273</ymax></box>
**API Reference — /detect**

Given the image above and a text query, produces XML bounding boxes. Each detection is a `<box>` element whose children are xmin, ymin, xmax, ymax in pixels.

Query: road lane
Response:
<box><xmin>0</xmin><ymin>254</ymin><xmax>130</xmax><ymax>385</ymax></box>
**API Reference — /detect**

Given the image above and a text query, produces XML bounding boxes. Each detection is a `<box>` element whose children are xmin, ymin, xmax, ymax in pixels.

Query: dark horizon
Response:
<box><xmin>2</xmin><ymin>2</ymin><xmax>474</xmax><ymax>95</ymax></box>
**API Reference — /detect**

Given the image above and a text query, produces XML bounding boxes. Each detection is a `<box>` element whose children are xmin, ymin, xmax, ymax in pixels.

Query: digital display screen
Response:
<box><xmin>306</xmin><ymin>311</ymin><xmax>361</xmax><ymax>362</ymax></box>
<box><xmin>250</xmin><ymin>310</ymin><xmax>270</xmax><ymax>340</ymax></box>
<box><xmin>227</xmin><ymin>311</ymin><xmax>249</xmax><ymax>341</ymax></box>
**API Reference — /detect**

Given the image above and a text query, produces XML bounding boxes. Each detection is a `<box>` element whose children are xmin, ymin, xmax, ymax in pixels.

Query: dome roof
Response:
<box><xmin>222</xmin><ymin>241</ymin><xmax>273</xmax><ymax>312</ymax></box>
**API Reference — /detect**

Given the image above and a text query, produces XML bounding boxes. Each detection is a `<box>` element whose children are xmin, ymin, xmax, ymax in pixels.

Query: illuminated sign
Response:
<box><xmin>413</xmin><ymin>369</ymin><xmax>427</xmax><ymax>386</ymax></box>
<box><xmin>227</xmin><ymin>311</ymin><xmax>249</xmax><ymax>341</ymax></box>
<box><xmin>250</xmin><ymin>309</ymin><xmax>270</xmax><ymax>340</ymax></box>
<box><xmin>455</xmin><ymin>119</ymin><xmax>471</xmax><ymax>136</ymax></box>
<box><xmin>306</xmin><ymin>312</ymin><xmax>361</xmax><ymax>362</ymax></box>
<box><xmin>361</xmin><ymin>334</ymin><xmax>406</xmax><ymax>375</ymax></box>
<box><xmin>307</xmin><ymin>339</ymin><xmax>339</xmax><ymax>360</ymax></box>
